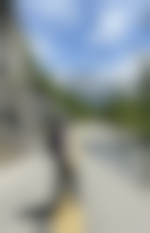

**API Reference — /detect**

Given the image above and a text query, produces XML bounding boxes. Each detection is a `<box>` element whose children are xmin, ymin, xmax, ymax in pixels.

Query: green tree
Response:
<box><xmin>138</xmin><ymin>63</ymin><xmax>150</xmax><ymax>144</ymax></box>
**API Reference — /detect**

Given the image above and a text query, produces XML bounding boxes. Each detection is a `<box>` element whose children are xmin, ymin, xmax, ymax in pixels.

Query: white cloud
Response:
<box><xmin>17</xmin><ymin>0</ymin><xmax>146</xmax><ymax>97</ymax></box>
<box><xmin>90</xmin><ymin>54</ymin><xmax>142</xmax><ymax>95</ymax></box>
<box><xmin>88</xmin><ymin>4</ymin><xmax>133</xmax><ymax>45</ymax></box>
<box><xmin>100</xmin><ymin>8</ymin><xmax>129</xmax><ymax>42</ymax></box>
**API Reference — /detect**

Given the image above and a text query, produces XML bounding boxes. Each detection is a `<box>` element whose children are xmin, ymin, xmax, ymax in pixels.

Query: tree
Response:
<box><xmin>138</xmin><ymin>62</ymin><xmax>150</xmax><ymax>146</ymax></box>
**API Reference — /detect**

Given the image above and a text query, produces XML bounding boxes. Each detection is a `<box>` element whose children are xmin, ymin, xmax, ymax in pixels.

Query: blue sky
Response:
<box><xmin>15</xmin><ymin>0</ymin><xmax>150</xmax><ymax>94</ymax></box>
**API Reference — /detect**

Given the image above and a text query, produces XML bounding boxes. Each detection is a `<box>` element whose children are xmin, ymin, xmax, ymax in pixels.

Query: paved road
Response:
<box><xmin>1</xmin><ymin>122</ymin><xmax>150</xmax><ymax>233</ymax></box>
<box><xmin>65</xmin><ymin>122</ymin><xmax>150</xmax><ymax>233</ymax></box>
<box><xmin>0</xmin><ymin>144</ymin><xmax>60</xmax><ymax>233</ymax></box>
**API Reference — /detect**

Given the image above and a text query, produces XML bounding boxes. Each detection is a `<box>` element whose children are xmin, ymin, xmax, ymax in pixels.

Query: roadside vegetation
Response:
<box><xmin>29</xmin><ymin>61</ymin><xmax>150</xmax><ymax>139</ymax></box>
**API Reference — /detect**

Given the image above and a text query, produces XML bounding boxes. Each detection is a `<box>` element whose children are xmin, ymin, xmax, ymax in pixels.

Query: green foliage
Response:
<box><xmin>29</xmin><ymin>60</ymin><xmax>150</xmax><ymax>135</ymax></box>
<box><xmin>29</xmin><ymin>65</ymin><xmax>93</xmax><ymax>119</ymax></box>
